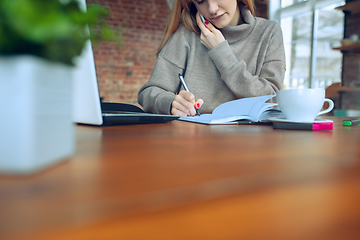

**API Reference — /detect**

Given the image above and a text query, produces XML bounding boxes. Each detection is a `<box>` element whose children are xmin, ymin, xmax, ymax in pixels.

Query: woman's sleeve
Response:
<box><xmin>208</xmin><ymin>23</ymin><xmax>286</xmax><ymax>98</ymax></box>
<box><xmin>138</xmin><ymin>26</ymin><xmax>190</xmax><ymax>114</ymax></box>
<box><xmin>138</xmin><ymin>56</ymin><xmax>184</xmax><ymax>115</ymax></box>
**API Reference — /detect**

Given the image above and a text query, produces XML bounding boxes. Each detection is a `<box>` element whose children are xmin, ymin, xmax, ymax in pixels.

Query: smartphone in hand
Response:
<box><xmin>195</xmin><ymin>5</ymin><xmax>206</xmax><ymax>24</ymax></box>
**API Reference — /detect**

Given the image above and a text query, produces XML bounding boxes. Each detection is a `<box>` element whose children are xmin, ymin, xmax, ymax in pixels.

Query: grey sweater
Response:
<box><xmin>138</xmin><ymin>3</ymin><xmax>285</xmax><ymax>114</ymax></box>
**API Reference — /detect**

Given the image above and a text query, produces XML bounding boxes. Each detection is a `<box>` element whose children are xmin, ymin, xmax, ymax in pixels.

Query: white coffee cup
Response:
<box><xmin>276</xmin><ymin>88</ymin><xmax>334</xmax><ymax>122</ymax></box>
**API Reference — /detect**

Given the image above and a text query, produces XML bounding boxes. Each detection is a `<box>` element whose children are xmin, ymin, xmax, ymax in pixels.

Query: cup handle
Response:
<box><xmin>318</xmin><ymin>98</ymin><xmax>334</xmax><ymax>116</ymax></box>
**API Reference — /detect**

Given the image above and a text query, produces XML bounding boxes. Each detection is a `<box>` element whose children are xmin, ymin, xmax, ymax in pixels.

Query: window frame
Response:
<box><xmin>269</xmin><ymin>0</ymin><xmax>345</xmax><ymax>89</ymax></box>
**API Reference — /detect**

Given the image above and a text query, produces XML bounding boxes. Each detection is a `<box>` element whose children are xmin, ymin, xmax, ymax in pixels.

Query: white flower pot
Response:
<box><xmin>0</xmin><ymin>55</ymin><xmax>75</xmax><ymax>174</ymax></box>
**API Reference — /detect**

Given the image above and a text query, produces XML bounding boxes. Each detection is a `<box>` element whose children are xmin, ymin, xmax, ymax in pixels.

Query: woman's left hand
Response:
<box><xmin>196</xmin><ymin>12</ymin><xmax>225</xmax><ymax>50</ymax></box>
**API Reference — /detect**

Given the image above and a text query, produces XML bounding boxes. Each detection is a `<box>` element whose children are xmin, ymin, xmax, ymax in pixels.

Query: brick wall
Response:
<box><xmin>88</xmin><ymin>0</ymin><xmax>268</xmax><ymax>106</ymax></box>
<box><xmin>254</xmin><ymin>0</ymin><xmax>268</xmax><ymax>19</ymax></box>
<box><xmin>87</xmin><ymin>0</ymin><xmax>170</xmax><ymax>106</ymax></box>
<box><xmin>342</xmin><ymin>0</ymin><xmax>360</xmax><ymax>110</ymax></box>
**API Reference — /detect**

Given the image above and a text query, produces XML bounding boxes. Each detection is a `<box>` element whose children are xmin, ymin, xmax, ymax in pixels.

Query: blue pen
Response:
<box><xmin>178</xmin><ymin>73</ymin><xmax>200</xmax><ymax>116</ymax></box>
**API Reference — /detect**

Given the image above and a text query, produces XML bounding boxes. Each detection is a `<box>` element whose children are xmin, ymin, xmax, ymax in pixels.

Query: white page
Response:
<box><xmin>179</xmin><ymin>95</ymin><xmax>277</xmax><ymax>125</ymax></box>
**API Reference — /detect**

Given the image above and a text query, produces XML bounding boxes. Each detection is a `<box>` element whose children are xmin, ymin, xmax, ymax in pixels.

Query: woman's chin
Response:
<box><xmin>211</xmin><ymin>19</ymin><xmax>231</xmax><ymax>29</ymax></box>
<box><xmin>214</xmin><ymin>23</ymin><xmax>229</xmax><ymax>29</ymax></box>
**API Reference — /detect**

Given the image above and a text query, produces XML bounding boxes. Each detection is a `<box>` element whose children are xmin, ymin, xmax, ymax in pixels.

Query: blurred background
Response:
<box><xmin>88</xmin><ymin>0</ymin><xmax>360</xmax><ymax>112</ymax></box>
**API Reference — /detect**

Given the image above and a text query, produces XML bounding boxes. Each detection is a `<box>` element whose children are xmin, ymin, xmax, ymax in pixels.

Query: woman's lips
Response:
<box><xmin>210</xmin><ymin>13</ymin><xmax>225</xmax><ymax>21</ymax></box>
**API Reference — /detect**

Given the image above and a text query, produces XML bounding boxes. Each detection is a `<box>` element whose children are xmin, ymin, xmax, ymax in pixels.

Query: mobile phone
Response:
<box><xmin>195</xmin><ymin>6</ymin><xmax>206</xmax><ymax>24</ymax></box>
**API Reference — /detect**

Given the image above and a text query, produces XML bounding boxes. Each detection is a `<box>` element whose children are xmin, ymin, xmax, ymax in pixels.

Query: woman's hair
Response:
<box><xmin>157</xmin><ymin>0</ymin><xmax>255</xmax><ymax>53</ymax></box>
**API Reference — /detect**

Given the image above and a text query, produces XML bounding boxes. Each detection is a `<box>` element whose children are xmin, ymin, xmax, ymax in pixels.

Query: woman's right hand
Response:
<box><xmin>196</xmin><ymin>12</ymin><xmax>225</xmax><ymax>50</ymax></box>
<box><xmin>171</xmin><ymin>90</ymin><xmax>203</xmax><ymax>117</ymax></box>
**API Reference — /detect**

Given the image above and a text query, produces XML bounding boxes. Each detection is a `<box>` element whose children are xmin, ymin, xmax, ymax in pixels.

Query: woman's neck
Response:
<box><xmin>229</xmin><ymin>5</ymin><xmax>241</xmax><ymax>26</ymax></box>
<box><xmin>238</xmin><ymin>14</ymin><xmax>244</xmax><ymax>25</ymax></box>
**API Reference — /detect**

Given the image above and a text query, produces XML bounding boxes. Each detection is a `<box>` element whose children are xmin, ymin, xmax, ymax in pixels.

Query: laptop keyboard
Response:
<box><xmin>102</xmin><ymin>110</ymin><xmax>140</xmax><ymax>114</ymax></box>
<box><xmin>102</xmin><ymin>111</ymin><xmax>171</xmax><ymax>117</ymax></box>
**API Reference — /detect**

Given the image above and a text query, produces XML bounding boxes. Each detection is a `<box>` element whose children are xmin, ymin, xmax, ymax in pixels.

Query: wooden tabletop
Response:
<box><xmin>1</xmin><ymin>117</ymin><xmax>360</xmax><ymax>240</ymax></box>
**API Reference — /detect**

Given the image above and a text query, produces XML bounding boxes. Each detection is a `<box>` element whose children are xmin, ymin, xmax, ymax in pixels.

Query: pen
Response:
<box><xmin>342</xmin><ymin>118</ymin><xmax>360</xmax><ymax>126</ymax></box>
<box><xmin>178</xmin><ymin>73</ymin><xmax>200</xmax><ymax>116</ymax></box>
<box><xmin>273</xmin><ymin>122</ymin><xmax>333</xmax><ymax>131</ymax></box>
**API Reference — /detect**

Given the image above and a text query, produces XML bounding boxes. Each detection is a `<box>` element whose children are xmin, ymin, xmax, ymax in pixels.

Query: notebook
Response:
<box><xmin>179</xmin><ymin>95</ymin><xmax>283</xmax><ymax>125</ymax></box>
<box><xmin>72</xmin><ymin>40</ymin><xmax>178</xmax><ymax>126</ymax></box>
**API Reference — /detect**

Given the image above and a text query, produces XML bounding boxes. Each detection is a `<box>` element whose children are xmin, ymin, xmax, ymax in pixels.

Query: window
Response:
<box><xmin>269</xmin><ymin>0</ymin><xmax>345</xmax><ymax>89</ymax></box>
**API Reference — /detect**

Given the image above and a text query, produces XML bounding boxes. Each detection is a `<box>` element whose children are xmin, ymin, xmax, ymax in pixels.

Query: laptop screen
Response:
<box><xmin>72</xmin><ymin>40</ymin><xmax>103</xmax><ymax>125</ymax></box>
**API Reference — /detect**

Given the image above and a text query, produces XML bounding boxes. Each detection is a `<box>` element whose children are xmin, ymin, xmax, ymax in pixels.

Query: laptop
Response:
<box><xmin>72</xmin><ymin>40</ymin><xmax>179</xmax><ymax>126</ymax></box>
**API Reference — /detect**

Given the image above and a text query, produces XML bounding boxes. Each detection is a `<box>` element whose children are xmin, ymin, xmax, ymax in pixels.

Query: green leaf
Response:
<box><xmin>0</xmin><ymin>0</ymin><xmax>122</xmax><ymax>66</ymax></box>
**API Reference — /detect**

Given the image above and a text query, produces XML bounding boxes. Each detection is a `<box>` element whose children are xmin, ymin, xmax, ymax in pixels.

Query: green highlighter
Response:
<box><xmin>342</xmin><ymin>118</ymin><xmax>360</xmax><ymax>126</ymax></box>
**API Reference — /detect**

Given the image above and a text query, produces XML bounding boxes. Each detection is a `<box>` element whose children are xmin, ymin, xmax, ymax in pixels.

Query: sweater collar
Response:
<box><xmin>220</xmin><ymin>3</ymin><xmax>255</xmax><ymax>43</ymax></box>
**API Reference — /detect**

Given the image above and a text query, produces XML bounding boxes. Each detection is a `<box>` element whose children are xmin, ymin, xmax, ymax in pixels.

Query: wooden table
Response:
<box><xmin>1</xmin><ymin>117</ymin><xmax>360</xmax><ymax>240</ymax></box>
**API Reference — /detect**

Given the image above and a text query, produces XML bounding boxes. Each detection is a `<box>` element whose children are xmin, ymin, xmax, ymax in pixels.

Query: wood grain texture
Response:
<box><xmin>0</xmin><ymin>117</ymin><xmax>359</xmax><ymax>240</ymax></box>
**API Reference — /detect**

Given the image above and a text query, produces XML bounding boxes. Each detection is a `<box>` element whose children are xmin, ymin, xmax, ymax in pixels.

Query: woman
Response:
<box><xmin>138</xmin><ymin>0</ymin><xmax>285</xmax><ymax>117</ymax></box>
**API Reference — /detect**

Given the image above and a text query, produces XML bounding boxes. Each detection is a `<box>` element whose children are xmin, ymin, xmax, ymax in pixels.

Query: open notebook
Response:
<box><xmin>179</xmin><ymin>95</ymin><xmax>283</xmax><ymax>125</ymax></box>
<box><xmin>72</xmin><ymin>40</ymin><xmax>178</xmax><ymax>126</ymax></box>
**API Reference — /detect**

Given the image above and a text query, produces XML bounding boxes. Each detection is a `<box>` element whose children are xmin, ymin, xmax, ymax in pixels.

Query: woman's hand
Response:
<box><xmin>196</xmin><ymin>12</ymin><xmax>225</xmax><ymax>50</ymax></box>
<box><xmin>171</xmin><ymin>90</ymin><xmax>204</xmax><ymax>117</ymax></box>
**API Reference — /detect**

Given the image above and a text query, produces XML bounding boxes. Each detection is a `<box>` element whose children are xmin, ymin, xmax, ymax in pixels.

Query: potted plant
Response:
<box><xmin>0</xmin><ymin>0</ymin><xmax>120</xmax><ymax>173</ymax></box>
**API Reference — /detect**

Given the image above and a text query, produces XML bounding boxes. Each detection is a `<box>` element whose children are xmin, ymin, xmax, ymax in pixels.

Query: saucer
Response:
<box><xmin>267</xmin><ymin>117</ymin><xmax>333</xmax><ymax>123</ymax></box>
